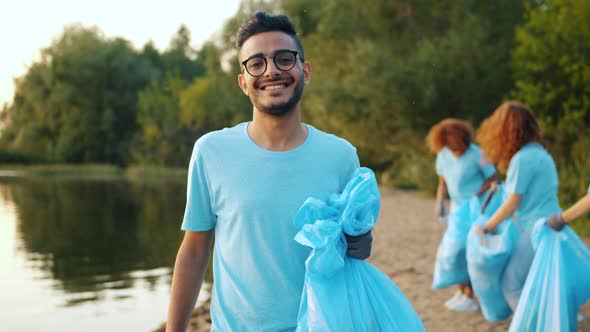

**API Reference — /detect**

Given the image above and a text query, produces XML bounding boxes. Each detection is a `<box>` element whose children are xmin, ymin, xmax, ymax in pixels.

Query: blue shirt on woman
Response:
<box><xmin>505</xmin><ymin>142</ymin><xmax>561</xmax><ymax>231</ymax></box>
<box><xmin>436</xmin><ymin>144</ymin><xmax>496</xmax><ymax>211</ymax></box>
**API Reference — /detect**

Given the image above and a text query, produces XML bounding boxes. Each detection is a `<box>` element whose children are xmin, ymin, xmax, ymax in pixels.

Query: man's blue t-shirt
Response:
<box><xmin>436</xmin><ymin>144</ymin><xmax>496</xmax><ymax>211</ymax></box>
<box><xmin>505</xmin><ymin>142</ymin><xmax>561</xmax><ymax>231</ymax></box>
<box><xmin>182</xmin><ymin>122</ymin><xmax>359</xmax><ymax>331</ymax></box>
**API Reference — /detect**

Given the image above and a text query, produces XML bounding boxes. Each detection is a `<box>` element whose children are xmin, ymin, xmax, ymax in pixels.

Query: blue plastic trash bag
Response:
<box><xmin>466</xmin><ymin>184</ymin><xmax>520</xmax><ymax>322</ymax></box>
<box><xmin>508</xmin><ymin>218</ymin><xmax>590</xmax><ymax>332</ymax></box>
<box><xmin>294</xmin><ymin>167</ymin><xmax>425</xmax><ymax>332</ymax></box>
<box><xmin>467</xmin><ymin>217</ymin><xmax>519</xmax><ymax>322</ymax></box>
<box><xmin>432</xmin><ymin>196</ymin><xmax>480</xmax><ymax>289</ymax></box>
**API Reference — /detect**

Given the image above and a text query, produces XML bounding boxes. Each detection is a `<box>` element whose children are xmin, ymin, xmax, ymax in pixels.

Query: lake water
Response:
<box><xmin>0</xmin><ymin>173</ymin><xmax>210</xmax><ymax>332</ymax></box>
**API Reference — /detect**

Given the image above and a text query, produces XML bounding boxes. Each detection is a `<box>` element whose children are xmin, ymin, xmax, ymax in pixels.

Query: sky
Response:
<box><xmin>0</xmin><ymin>0</ymin><xmax>243</xmax><ymax>107</ymax></box>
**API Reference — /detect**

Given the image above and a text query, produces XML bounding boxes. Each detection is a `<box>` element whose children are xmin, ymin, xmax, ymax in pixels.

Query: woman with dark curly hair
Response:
<box><xmin>427</xmin><ymin>118</ymin><xmax>497</xmax><ymax>312</ymax></box>
<box><xmin>475</xmin><ymin>100</ymin><xmax>562</xmax><ymax>311</ymax></box>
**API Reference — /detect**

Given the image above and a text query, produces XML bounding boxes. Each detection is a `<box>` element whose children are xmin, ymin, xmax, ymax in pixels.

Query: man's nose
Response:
<box><xmin>265</xmin><ymin>59</ymin><xmax>281</xmax><ymax>76</ymax></box>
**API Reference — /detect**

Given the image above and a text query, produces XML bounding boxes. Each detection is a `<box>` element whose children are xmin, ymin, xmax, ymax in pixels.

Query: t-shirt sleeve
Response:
<box><xmin>435</xmin><ymin>152</ymin><xmax>443</xmax><ymax>175</ymax></box>
<box><xmin>181</xmin><ymin>141</ymin><xmax>216</xmax><ymax>231</ymax></box>
<box><xmin>505</xmin><ymin>150</ymin><xmax>533</xmax><ymax>195</ymax></box>
<box><xmin>339</xmin><ymin>145</ymin><xmax>361</xmax><ymax>192</ymax></box>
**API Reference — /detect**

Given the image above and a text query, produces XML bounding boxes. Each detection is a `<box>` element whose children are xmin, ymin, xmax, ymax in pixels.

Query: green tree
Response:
<box><xmin>1</xmin><ymin>25</ymin><xmax>154</xmax><ymax>164</ymax></box>
<box><xmin>134</xmin><ymin>73</ymin><xmax>194</xmax><ymax>166</ymax></box>
<box><xmin>510</xmin><ymin>0</ymin><xmax>590</xmax><ymax>202</ymax></box>
<box><xmin>179</xmin><ymin>42</ymin><xmax>251</xmax><ymax>140</ymax></box>
<box><xmin>511</xmin><ymin>0</ymin><xmax>590</xmax><ymax>156</ymax></box>
<box><xmin>161</xmin><ymin>25</ymin><xmax>204</xmax><ymax>83</ymax></box>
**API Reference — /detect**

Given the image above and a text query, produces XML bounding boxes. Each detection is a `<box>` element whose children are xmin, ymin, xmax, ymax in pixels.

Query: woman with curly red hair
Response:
<box><xmin>475</xmin><ymin>101</ymin><xmax>562</xmax><ymax>311</ymax></box>
<box><xmin>427</xmin><ymin>118</ymin><xmax>497</xmax><ymax>312</ymax></box>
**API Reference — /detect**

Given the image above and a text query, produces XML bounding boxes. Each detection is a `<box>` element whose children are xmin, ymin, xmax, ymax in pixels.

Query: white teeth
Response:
<box><xmin>264</xmin><ymin>84</ymin><xmax>286</xmax><ymax>90</ymax></box>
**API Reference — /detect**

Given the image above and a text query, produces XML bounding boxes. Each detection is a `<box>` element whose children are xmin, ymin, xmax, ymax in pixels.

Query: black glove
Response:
<box><xmin>482</xmin><ymin>225</ymin><xmax>496</xmax><ymax>235</ymax></box>
<box><xmin>476</xmin><ymin>224</ymin><xmax>496</xmax><ymax>237</ymax></box>
<box><xmin>547</xmin><ymin>214</ymin><xmax>566</xmax><ymax>231</ymax></box>
<box><xmin>345</xmin><ymin>230</ymin><xmax>372</xmax><ymax>260</ymax></box>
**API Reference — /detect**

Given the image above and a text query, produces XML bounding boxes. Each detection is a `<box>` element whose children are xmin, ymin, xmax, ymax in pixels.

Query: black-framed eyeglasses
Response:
<box><xmin>241</xmin><ymin>50</ymin><xmax>300</xmax><ymax>77</ymax></box>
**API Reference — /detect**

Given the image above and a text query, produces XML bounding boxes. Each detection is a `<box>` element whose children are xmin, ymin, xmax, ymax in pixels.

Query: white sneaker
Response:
<box><xmin>444</xmin><ymin>291</ymin><xmax>463</xmax><ymax>309</ymax></box>
<box><xmin>449</xmin><ymin>295</ymin><xmax>479</xmax><ymax>312</ymax></box>
<box><xmin>578</xmin><ymin>313</ymin><xmax>584</xmax><ymax>322</ymax></box>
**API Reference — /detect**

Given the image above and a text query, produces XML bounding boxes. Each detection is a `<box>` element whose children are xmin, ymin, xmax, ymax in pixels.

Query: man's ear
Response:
<box><xmin>303</xmin><ymin>62</ymin><xmax>312</xmax><ymax>86</ymax></box>
<box><xmin>238</xmin><ymin>73</ymin><xmax>249</xmax><ymax>96</ymax></box>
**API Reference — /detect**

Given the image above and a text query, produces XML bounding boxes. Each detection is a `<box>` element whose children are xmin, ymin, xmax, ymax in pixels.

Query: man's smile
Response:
<box><xmin>256</xmin><ymin>78</ymin><xmax>292</xmax><ymax>91</ymax></box>
<box><xmin>262</xmin><ymin>84</ymin><xmax>287</xmax><ymax>90</ymax></box>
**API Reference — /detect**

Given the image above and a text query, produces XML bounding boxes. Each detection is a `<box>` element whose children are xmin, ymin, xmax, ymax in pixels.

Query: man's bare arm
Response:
<box><xmin>166</xmin><ymin>230</ymin><xmax>213</xmax><ymax>332</ymax></box>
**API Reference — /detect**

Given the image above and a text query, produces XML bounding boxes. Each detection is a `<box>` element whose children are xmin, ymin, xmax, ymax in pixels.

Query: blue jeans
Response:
<box><xmin>501</xmin><ymin>230</ymin><xmax>534</xmax><ymax>311</ymax></box>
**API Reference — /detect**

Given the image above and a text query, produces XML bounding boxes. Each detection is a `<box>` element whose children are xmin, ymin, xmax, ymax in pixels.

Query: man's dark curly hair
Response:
<box><xmin>236</xmin><ymin>11</ymin><xmax>305</xmax><ymax>61</ymax></box>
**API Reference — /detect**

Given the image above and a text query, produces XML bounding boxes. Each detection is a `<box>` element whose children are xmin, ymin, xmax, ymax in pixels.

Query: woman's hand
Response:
<box><xmin>474</xmin><ymin>224</ymin><xmax>493</xmax><ymax>246</ymax></box>
<box><xmin>546</xmin><ymin>214</ymin><xmax>566</xmax><ymax>231</ymax></box>
<box><xmin>475</xmin><ymin>224</ymin><xmax>495</xmax><ymax>236</ymax></box>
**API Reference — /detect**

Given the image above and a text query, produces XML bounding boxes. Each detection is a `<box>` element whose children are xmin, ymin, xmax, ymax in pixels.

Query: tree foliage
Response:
<box><xmin>511</xmin><ymin>0</ymin><xmax>590</xmax><ymax>153</ymax></box>
<box><xmin>510</xmin><ymin>0</ymin><xmax>590</xmax><ymax>200</ymax></box>
<box><xmin>1</xmin><ymin>25</ymin><xmax>155</xmax><ymax>164</ymax></box>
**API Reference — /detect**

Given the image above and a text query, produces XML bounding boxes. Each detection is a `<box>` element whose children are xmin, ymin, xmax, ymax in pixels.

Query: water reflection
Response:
<box><xmin>0</xmin><ymin>173</ymin><xmax>209</xmax><ymax>331</ymax></box>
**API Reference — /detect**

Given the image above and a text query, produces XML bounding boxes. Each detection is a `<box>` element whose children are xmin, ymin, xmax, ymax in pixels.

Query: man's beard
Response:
<box><xmin>252</xmin><ymin>77</ymin><xmax>305</xmax><ymax>116</ymax></box>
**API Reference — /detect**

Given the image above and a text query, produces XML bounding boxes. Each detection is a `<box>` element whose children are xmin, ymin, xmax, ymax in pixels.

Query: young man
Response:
<box><xmin>166</xmin><ymin>11</ymin><xmax>371</xmax><ymax>332</ymax></box>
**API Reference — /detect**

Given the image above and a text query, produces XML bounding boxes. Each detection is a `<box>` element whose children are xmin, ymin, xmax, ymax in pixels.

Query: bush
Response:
<box><xmin>0</xmin><ymin>149</ymin><xmax>50</xmax><ymax>165</ymax></box>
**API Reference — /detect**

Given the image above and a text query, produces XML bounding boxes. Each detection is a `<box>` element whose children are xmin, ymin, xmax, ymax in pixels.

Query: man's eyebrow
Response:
<box><xmin>244</xmin><ymin>52</ymin><xmax>264</xmax><ymax>60</ymax></box>
<box><xmin>244</xmin><ymin>49</ymin><xmax>295</xmax><ymax>60</ymax></box>
<box><xmin>273</xmin><ymin>49</ymin><xmax>295</xmax><ymax>54</ymax></box>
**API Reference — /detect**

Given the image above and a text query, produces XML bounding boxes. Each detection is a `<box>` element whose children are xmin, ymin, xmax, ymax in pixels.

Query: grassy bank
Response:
<box><xmin>0</xmin><ymin>163</ymin><xmax>187</xmax><ymax>183</ymax></box>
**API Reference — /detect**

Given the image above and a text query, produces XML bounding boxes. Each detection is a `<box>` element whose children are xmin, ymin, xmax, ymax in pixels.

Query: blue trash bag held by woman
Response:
<box><xmin>432</xmin><ymin>196</ymin><xmax>480</xmax><ymax>289</ymax></box>
<box><xmin>294</xmin><ymin>167</ymin><xmax>425</xmax><ymax>332</ymax></box>
<box><xmin>508</xmin><ymin>218</ymin><xmax>590</xmax><ymax>332</ymax></box>
<box><xmin>466</xmin><ymin>185</ymin><xmax>520</xmax><ymax>322</ymax></box>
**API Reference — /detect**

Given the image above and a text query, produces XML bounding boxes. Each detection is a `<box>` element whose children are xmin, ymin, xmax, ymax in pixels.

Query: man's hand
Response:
<box><xmin>345</xmin><ymin>231</ymin><xmax>372</xmax><ymax>260</ymax></box>
<box><xmin>546</xmin><ymin>214</ymin><xmax>566</xmax><ymax>231</ymax></box>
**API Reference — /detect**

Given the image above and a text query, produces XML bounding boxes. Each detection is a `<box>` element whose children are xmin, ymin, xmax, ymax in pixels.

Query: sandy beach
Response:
<box><xmin>155</xmin><ymin>187</ymin><xmax>590</xmax><ymax>332</ymax></box>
